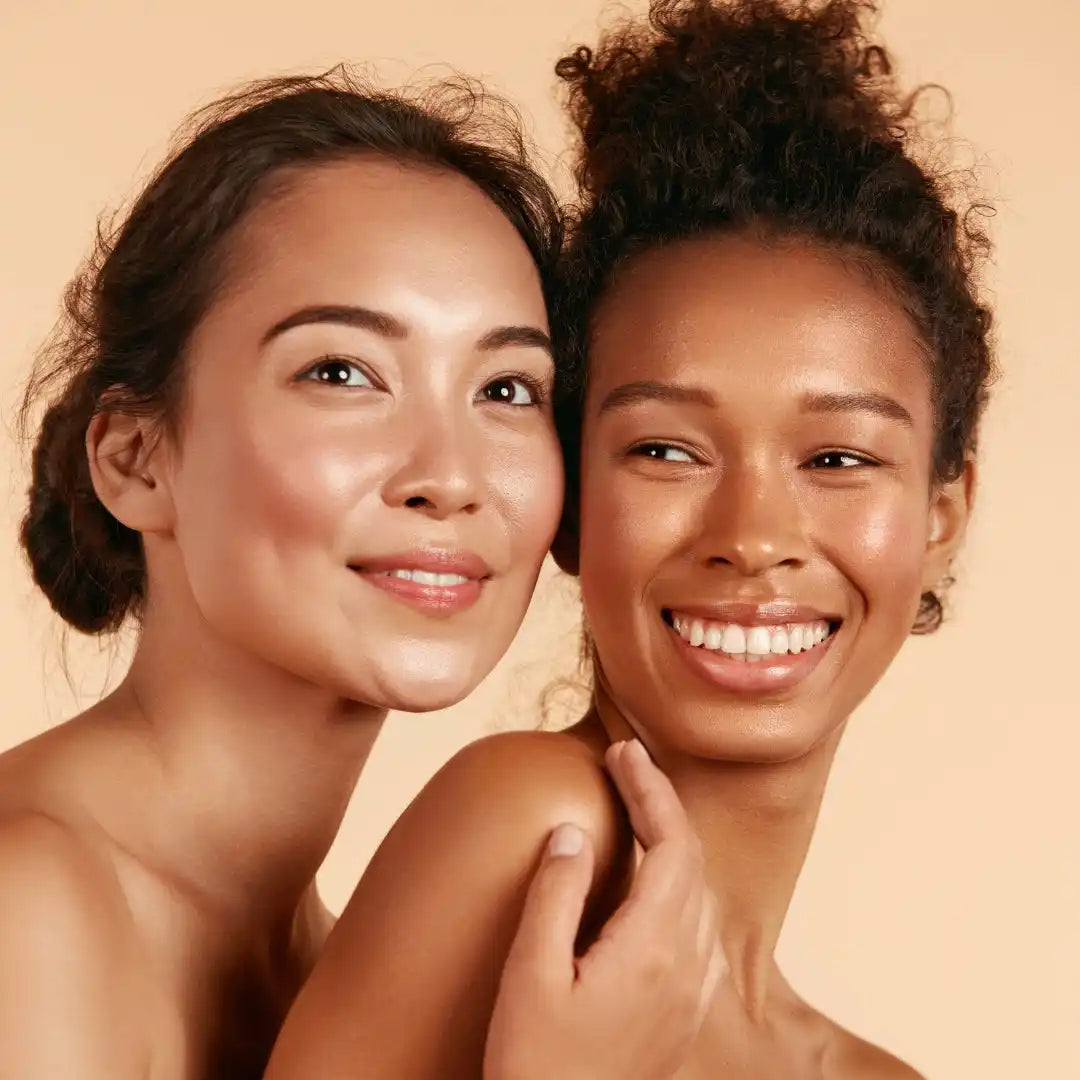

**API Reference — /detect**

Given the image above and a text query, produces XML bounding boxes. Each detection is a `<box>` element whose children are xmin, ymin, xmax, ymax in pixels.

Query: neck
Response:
<box><xmin>590</xmin><ymin>681</ymin><xmax>842</xmax><ymax>1021</ymax></box>
<box><xmin>84</xmin><ymin>590</ymin><xmax>385</xmax><ymax>931</ymax></box>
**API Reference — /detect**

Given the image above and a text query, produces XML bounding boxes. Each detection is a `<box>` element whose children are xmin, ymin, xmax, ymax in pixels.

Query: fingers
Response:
<box><xmin>605</xmin><ymin>739</ymin><xmax>691</xmax><ymax>851</ymax></box>
<box><xmin>501</xmin><ymin>823</ymin><xmax>596</xmax><ymax>992</ymax></box>
<box><xmin>600</xmin><ymin>741</ymin><xmax>702</xmax><ymax>937</ymax></box>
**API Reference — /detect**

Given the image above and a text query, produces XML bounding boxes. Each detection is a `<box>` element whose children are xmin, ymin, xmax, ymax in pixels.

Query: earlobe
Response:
<box><xmin>86</xmin><ymin>412</ymin><xmax>174</xmax><ymax>535</ymax></box>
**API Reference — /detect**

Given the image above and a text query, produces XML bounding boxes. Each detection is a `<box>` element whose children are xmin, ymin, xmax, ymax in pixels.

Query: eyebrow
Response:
<box><xmin>476</xmin><ymin>325</ymin><xmax>553</xmax><ymax>356</ymax></box>
<box><xmin>262</xmin><ymin>305</ymin><xmax>407</xmax><ymax>344</ymax></box>
<box><xmin>598</xmin><ymin>379</ymin><xmax>717</xmax><ymax>415</ymax></box>
<box><xmin>262</xmin><ymin>304</ymin><xmax>552</xmax><ymax>356</ymax></box>
<box><xmin>800</xmin><ymin>390</ymin><xmax>914</xmax><ymax>427</ymax></box>
<box><xmin>596</xmin><ymin>379</ymin><xmax>914</xmax><ymax>428</ymax></box>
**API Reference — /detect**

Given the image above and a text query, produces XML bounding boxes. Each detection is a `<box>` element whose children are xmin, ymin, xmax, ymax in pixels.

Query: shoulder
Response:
<box><xmin>335</xmin><ymin>728</ymin><xmax>632</xmax><ymax>940</ymax></box>
<box><xmin>389</xmin><ymin>729</ymin><xmax>631</xmax><ymax>895</ymax></box>
<box><xmin>0</xmin><ymin>809</ymin><xmax>131</xmax><ymax>928</ymax></box>
<box><xmin>425</xmin><ymin>729</ymin><xmax>623</xmax><ymax>841</ymax></box>
<box><xmin>0</xmin><ymin>812</ymin><xmax>147</xmax><ymax>1067</ymax></box>
<box><xmin>828</xmin><ymin>1023</ymin><xmax>926</xmax><ymax>1080</ymax></box>
<box><xmin>267</xmin><ymin>731</ymin><xmax>631</xmax><ymax>1076</ymax></box>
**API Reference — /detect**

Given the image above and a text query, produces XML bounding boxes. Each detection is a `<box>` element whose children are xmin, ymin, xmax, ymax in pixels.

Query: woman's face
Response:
<box><xmin>153</xmin><ymin>158</ymin><xmax>562</xmax><ymax>711</ymax></box>
<box><xmin>576</xmin><ymin>233</ymin><xmax>968</xmax><ymax>762</ymax></box>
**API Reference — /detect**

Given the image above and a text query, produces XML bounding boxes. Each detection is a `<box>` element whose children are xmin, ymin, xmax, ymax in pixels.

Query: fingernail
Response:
<box><xmin>626</xmin><ymin>738</ymin><xmax>648</xmax><ymax>763</ymax></box>
<box><xmin>548</xmin><ymin>822</ymin><xmax>584</xmax><ymax>857</ymax></box>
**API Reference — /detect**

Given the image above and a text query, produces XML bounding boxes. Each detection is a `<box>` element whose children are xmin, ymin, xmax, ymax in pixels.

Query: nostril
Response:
<box><xmin>405</xmin><ymin>495</ymin><xmax>432</xmax><ymax>509</ymax></box>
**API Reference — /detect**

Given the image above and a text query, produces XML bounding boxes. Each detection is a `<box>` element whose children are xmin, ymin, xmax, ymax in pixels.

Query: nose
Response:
<box><xmin>381</xmin><ymin>413</ymin><xmax>483</xmax><ymax>520</ymax></box>
<box><xmin>700</xmin><ymin>460</ymin><xmax>810</xmax><ymax>575</ymax></box>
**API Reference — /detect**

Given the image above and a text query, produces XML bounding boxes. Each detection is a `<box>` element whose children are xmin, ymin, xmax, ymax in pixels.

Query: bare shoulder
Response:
<box><xmin>266</xmin><ymin>730</ymin><xmax>631</xmax><ymax>1077</ymax></box>
<box><xmin>425</xmin><ymin>728</ymin><xmax>626</xmax><ymax>850</ymax></box>
<box><xmin>827</xmin><ymin>1021</ymin><xmax>926</xmax><ymax>1080</ymax></box>
<box><xmin>0</xmin><ymin>808</ymin><xmax>129</xmax><ymax>923</ymax></box>
<box><xmin>0</xmin><ymin>811</ymin><xmax>148</xmax><ymax>1074</ymax></box>
<box><xmin>361</xmin><ymin>727</ymin><xmax>633</xmax><ymax>921</ymax></box>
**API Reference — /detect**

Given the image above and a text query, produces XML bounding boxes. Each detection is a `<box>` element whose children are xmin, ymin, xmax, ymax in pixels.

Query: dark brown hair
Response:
<box><xmin>553</xmin><ymin>0</ymin><xmax>995</xmax><ymax>632</ymax></box>
<box><xmin>19</xmin><ymin>67</ymin><xmax>562</xmax><ymax>635</ymax></box>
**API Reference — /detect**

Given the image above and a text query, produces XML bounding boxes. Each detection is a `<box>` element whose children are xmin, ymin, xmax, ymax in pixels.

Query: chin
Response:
<box><xmin>660</xmin><ymin>704</ymin><xmax>843</xmax><ymax>765</ymax></box>
<box><xmin>339</xmin><ymin>641</ymin><xmax>497</xmax><ymax>714</ymax></box>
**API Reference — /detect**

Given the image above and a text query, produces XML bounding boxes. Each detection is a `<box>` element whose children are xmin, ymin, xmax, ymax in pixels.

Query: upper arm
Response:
<box><xmin>0</xmin><ymin>815</ymin><xmax>148</xmax><ymax>1079</ymax></box>
<box><xmin>267</xmin><ymin>732</ymin><xmax>632</xmax><ymax>1080</ymax></box>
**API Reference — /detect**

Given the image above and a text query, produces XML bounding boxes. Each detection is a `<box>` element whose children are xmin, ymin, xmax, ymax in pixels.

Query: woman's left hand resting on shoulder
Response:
<box><xmin>264</xmin><ymin>736</ymin><xmax>724</xmax><ymax>1079</ymax></box>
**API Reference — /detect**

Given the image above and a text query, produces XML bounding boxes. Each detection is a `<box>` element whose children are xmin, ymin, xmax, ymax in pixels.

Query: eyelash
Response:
<box><xmin>296</xmin><ymin>356</ymin><xmax>379</xmax><ymax>389</ymax></box>
<box><xmin>805</xmin><ymin>450</ymin><xmax>880</xmax><ymax>469</ymax></box>
<box><xmin>628</xmin><ymin>444</ymin><xmax>882</xmax><ymax>469</ymax></box>
<box><xmin>479</xmin><ymin>371</ymin><xmax>550</xmax><ymax>408</ymax></box>
<box><xmin>629</xmin><ymin>442</ymin><xmax>699</xmax><ymax>463</ymax></box>
<box><xmin>296</xmin><ymin>358</ymin><xmax>549</xmax><ymax>409</ymax></box>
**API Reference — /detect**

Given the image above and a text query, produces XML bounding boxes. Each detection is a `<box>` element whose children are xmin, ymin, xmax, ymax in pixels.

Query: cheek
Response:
<box><xmin>173</xmin><ymin>404</ymin><xmax>388</xmax><ymax>578</ymax></box>
<box><xmin>826</xmin><ymin>487</ymin><xmax>929</xmax><ymax>616</ymax></box>
<box><xmin>578</xmin><ymin>464</ymin><xmax>692</xmax><ymax>610</ymax></box>
<box><xmin>494</xmin><ymin>427</ymin><xmax>564</xmax><ymax>563</ymax></box>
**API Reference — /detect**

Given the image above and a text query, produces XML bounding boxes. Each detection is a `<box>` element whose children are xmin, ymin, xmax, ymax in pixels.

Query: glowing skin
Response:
<box><xmin>147</xmin><ymin>158</ymin><xmax>564</xmax><ymax>712</ymax></box>
<box><xmin>578</xmin><ymin>233</ymin><xmax>965</xmax><ymax>764</ymax></box>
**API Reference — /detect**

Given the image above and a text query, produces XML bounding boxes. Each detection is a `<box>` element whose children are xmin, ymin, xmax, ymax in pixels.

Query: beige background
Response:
<box><xmin>2</xmin><ymin>1</ymin><xmax>1077</xmax><ymax>1076</ymax></box>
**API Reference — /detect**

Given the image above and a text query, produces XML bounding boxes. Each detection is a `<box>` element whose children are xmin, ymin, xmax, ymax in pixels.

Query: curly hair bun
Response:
<box><xmin>21</xmin><ymin>379</ymin><xmax>144</xmax><ymax>635</ymax></box>
<box><xmin>554</xmin><ymin>0</ymin><xmax>995</xmax><ymax>634</ymax></box>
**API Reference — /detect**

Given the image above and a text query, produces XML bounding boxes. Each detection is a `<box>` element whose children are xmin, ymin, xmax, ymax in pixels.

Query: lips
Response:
<box><xmin>349</xmin><ymin>549</ymin><xmax>491</xmax><ymax>615</ymax></box>
<box><xmin>660</xmin><ymin>601</ymin><xmax>842</xmax><ymax>695</ymax></box>
<box><xmin>352</xmin><ymin>549</ymin><xmax>492</xmax><ymax>580</ymax></box>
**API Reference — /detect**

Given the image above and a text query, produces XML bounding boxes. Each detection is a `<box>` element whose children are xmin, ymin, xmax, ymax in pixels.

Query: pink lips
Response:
<box><xmin>350</xmin><ymin>549</ymin><xmax>491</xmax><ymax>616</ymax></box>
<box><xmin>662</xmin><ymin>599</ymin><xmax>841</xmax><ymax>696</ymax></box>
<box><xmin>670</xmin><ymin>625</ymin><xmax>835</xmax><ymax>695</ymax></box>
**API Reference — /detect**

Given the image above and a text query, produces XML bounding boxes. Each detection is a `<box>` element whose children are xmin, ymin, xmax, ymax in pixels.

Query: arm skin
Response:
<box><xmin>0</xmin><ymin>813</ymin><xmax>151</xmax><ymax>1079</ymax></box>
<box><xmin>264</xmin><ymin>731</ymin><xmax>634</xmax><ymax>1080</ymax></box>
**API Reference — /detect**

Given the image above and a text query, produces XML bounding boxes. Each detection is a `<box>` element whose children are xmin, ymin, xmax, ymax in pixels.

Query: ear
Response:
<box><xmin>921</xmin><ymin>457</ymin><xmax>976</xmax><ymax>593</ymax></box>
<box><xmin>550</xmin><ymin>504</ymin><xmax>580</xmax><ymax>577</ymax></box>
<box><xmin>86</xmin><ymin>411</ymin><xmax>175</xmax><ymax>536</ymax></box>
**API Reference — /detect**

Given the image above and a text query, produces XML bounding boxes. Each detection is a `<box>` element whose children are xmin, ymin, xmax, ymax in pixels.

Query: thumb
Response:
<box><xmin>502</xmin><ymin>823</ymin><xmax>595</xmax><ymax>991</ymax></box>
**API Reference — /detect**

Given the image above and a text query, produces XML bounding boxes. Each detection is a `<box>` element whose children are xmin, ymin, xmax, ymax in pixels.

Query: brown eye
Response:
<box><xmin>631</xmin><ymin>442</ymin><xmax>696</xmax><ymax>463</ymax></box>
<box><xmin>808</xmin><ymin>451</ymin><xmax>875</xmax><ymax>469</ymax></box>
<box><xmin>302</xmin><ymin>358</ymin><xmax>374</xmax><ymax>388</ymax></box>
<box><xmin>481</xmin><ymin>376</ymin><xmax>542</xmax><ymax>406</ymax></box>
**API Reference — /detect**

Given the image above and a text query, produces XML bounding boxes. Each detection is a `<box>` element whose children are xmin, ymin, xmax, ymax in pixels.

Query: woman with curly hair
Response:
<box><xmin>267</xmin><ymin>1</ymin><xmax>994</xmax><ymax>1076</ymax></box>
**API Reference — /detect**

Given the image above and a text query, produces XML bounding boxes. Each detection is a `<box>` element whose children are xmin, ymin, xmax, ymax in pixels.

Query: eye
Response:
<box><xmin>480</xmin><ymin>374</ymin><xmax>545</xmax><ymax>407</ymax></box>
<box><xmin>631</xmin><ymin>442</ymin><xmax>697</xmax><ymax>463</ymax></box>
<box><xmin>300</xmin><ymin>358</ymin><xmax>375</xmax><ymax>388</ymax></box>
<box><xmin>806</xmin><ymin>450</ymin><xmax>877</xmax><ymax>469</ymax></box>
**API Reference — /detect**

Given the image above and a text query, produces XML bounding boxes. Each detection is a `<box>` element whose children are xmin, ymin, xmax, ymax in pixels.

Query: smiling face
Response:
<box><xmin>574</xmin><ymin>233</ymin><xmax>969</xmax><ymax>762</ymax></box>
<box><xmin>143</xmin><ymin>157</ymin><xmax>562</xmax><ymax>711</ymax></box>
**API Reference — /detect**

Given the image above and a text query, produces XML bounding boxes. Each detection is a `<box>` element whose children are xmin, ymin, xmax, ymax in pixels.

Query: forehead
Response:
<box><xmin>215</xmin><ymin>155</ymin><xmax>545</xmax><ymax>322</ymax></box>
<box><xmin>588</xmin><ymin>233</ymin><xmax>929</xmax><ymax>408</ymax></box>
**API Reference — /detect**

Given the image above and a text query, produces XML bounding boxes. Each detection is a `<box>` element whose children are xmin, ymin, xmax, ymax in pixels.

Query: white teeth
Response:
<box><xmin>386</xmin><ymin>569</ymin><xmax>470</xmax><ymax>586</ymax></box>
<box><xmin>670</xmin><ymin>614</ymin><xmax>834</xmax><ymax>657</ymax></box>
<box><xmin>746</xmin><ymin>626</ymin><xmax>772</xmax><ymax>655</ymax></box>
<box><xmin>720</xmin><ymin>624</ymin><xmax>746</xmax><ymax>655</ymax></box>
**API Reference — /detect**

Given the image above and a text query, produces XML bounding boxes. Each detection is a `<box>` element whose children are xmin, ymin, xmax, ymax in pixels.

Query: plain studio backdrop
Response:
<box><xmin>1</xmin><ymin>1</ymin><xmax>1077</xmax><ymax>1076</ymax></box>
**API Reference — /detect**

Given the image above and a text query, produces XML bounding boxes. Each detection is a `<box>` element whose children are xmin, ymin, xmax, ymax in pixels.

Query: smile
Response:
<box><xmin>379</xmin><ymin>568</ymin><xmax>474</xmax><ymax>586</ymax></box>
<box><xmin>667</xmin><ymin>611</ymin><xmax>836</xmax><ymax>661</ymax></box>
<box><xmin>661</xmin><ymin>607</ymin><xmax>842</xmax><ymax>695</ymax></box>
<box><xmin>350</xmin><ymin>550</ymin><xmax>491</xmax><ymax>616</ymax></box>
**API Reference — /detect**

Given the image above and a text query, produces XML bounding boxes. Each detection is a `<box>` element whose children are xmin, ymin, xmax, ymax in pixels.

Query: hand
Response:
<box><xmin>484</xmin><ymin>739</ymin><xmax>725</xmax><ymax>1080</ymax></box>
